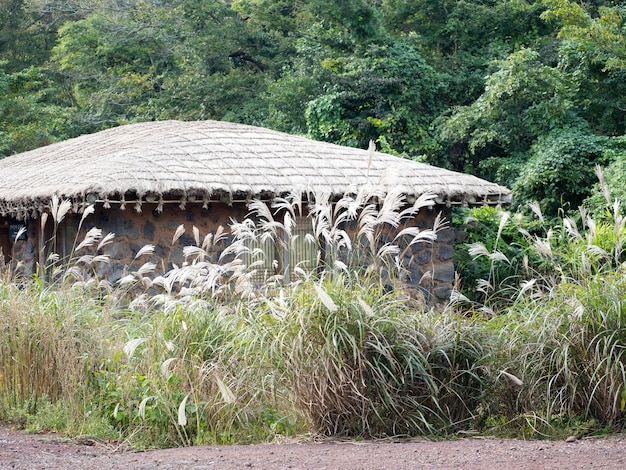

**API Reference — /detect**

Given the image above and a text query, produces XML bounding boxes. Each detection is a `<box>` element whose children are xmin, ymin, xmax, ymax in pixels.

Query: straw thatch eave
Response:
<box><xmin>0</xmin><ymin>120</ymin><xmax>511</xmax><ymax>220</ymax></box>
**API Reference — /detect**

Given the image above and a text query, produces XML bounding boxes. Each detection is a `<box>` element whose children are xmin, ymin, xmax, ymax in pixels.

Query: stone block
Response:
<box><xmin>102</xmin><ymin>240</ymin><xmax>129</xmax><ymax>261</ymax></box>
<box><xmin>432</xmin><ymin>261</ymin><xmax>455</xmax><ymax>283</ymax></box>
<box><xmin>406</xmin><ymin>266</ymin><xmax>424</xmax><ymax>287</ymax></box>
<box><xmin>434</xmin><ymin>285</ymin><xmax>452</xmax><ymax>301</ymax></box>
<box><xmin>438</xmin><ymin>245</ymin><xmax>454</xmax><ymax>261</ymax></box>
<box><xmin>143</xmin><ymin>220</ymin><xmax>155</xmax><ymax>241</ymax></box>
<box><xmin>436</xmin><ymin>227</ymin><xmax>456</xmax><ymax>243</ymax></box>
<box><xmin>106</xmin><ymin>215</ymin><xmax>139</xmax><ymax>238</ymax></box>
<box><xmin>415</xmin><ymin>249</ymin><xmax>432</xmax><ymax>265</ymax></box>
<box><xmin>178</xmin><ymin>233</ymin><xmax>195</xmax><ymax>247</ymax></box>
<box><xmin>411</xmin><ymin>242</ymin><xmax>424</xmax><ymax>255</ymax></box>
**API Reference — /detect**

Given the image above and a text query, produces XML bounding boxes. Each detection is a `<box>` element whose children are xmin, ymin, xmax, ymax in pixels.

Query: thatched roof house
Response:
<box><xmin>0</xmin><ymin>120</ymin><xmax>511</xmax><ymax>301</ymax></box>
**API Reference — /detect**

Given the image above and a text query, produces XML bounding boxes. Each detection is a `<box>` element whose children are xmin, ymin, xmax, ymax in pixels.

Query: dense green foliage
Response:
<box><xmin>2</xmin><ymin>0</ymin><xmax>626</xmax><ymax>216</ymax></box>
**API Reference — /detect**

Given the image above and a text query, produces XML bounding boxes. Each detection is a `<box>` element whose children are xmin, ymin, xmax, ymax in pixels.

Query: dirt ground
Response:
<box><xmin>1</xmin><ymin>424</ymin><xmax>625</xmax><ymax>470</ymax></box>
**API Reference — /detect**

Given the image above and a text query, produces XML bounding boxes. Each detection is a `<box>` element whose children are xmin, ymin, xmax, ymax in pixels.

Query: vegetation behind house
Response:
<box><xmin>1</xmin><ymin>0</ymin><xmax>626</xmax><ymax>217</ymax></box>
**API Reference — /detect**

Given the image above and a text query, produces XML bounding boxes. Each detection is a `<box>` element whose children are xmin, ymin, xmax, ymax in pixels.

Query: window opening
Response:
<box><xmin>242</xmin><ymin>215</ymin><xmax>319</xmax><ymax>283</ymax></box>
<box><xmin>285</xmin><ymin>215</ymin><xmax>319</xmax><ymax>281</ymax></box>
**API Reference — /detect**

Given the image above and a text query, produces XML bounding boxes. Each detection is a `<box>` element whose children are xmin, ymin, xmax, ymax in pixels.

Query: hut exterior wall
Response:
<box><xmin>374</xmin><ymin>206</ymin><xmax>455</xmax><ymax>304</ymax></box>
<box><xmin>8</xmin><ymin>219</ymin><xmax>38</xmax><ymax>268</ymax></box>
<box><xmin>9</xmin><ymin>203</ymin><xmax>247</xmax><ymax>279</ymax></box>
<box><xmin>6</xmin><ymin>203</ymin><xmax>455</xmax><ymax>304</ymax></box>
<box><xmin>88</xmin><ymin>202</ymin><xmax>248</xmax><ymax>281</ymax></box>
<box><xmin>418</xmin><ymin>207</ymin><xmax>455</xmax><ymax>303</ymax></box>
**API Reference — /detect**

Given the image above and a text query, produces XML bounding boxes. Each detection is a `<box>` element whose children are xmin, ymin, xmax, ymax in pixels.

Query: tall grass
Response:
<box><xmin>495</xmin><ymin>209</ymin><xmax>626</xmax><ymax>432</ymax></box>
<box><xmin>0</xmin><ymin>279</ymin><xmax>120</xmax><ymax>434</ymax></box>
<box><xmin>238</xmin><ymin>273</ymin><xmax>487</xmax><ymax>437</ymax></box>
<box><xmin>2</xmin><ymin>189</ymin><xmax>490</xmax><ymax>445</ymax></box>
<box><xmin>453</xmin><ymin>171</ymin><xmax>626</xmax><ymax>435</ymax></box>
<box><xmin>499</xmin><ymin>272</ymin><xmax>626</xmax><ymax>431</ymax></box>
<box><xmin>3</xmin><ymin>178</ymin><xmax>626</xmax><ymax>446</ymax></box>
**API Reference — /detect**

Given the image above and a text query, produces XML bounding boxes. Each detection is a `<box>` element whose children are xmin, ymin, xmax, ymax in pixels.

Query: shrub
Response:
<box><xmin>493</xmin><ymin>271</ymin><xmax>626</xmax><ymax>433</ymax></box>
<box><xmin>248</xmin><ymin>274</ymin><xmax>489</xmax><ymax>437</ymax></box>
<box><xmin>513</xmin><ymin>127</ymin><xmax>619</xmax><ymax>216</ymax></box>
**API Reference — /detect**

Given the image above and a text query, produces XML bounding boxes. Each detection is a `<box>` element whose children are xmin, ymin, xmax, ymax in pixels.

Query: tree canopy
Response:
<box><xmin>1</xmin><ymin>0</ymin><xmax>625</xmax><ymax>217</ymax></box>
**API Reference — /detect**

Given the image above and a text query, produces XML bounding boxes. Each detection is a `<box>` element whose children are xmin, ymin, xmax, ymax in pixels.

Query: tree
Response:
<box><xmin>51</xmin><ymin>3</ymin><xmax>178</xmax><ymax>127</ymax></box>
<box><xmin>230</xmin><ymin>0</ymin><xmax>386</xmax><ymax>133</ymax></box>
<box><xmin>513</xmin><ymin>127</ymin><xmax>623</xmax><ymax>214</ymax></box>
<box><xmin>305</xmin><ymin>40</ymin><xmax>441</xmax><ymax>155</ymax></box>
<box><xmin>439</xmin><ymin>48</ymin><xmax>579</xmax><ymax>183</ymax></box>
<box><xmin>0</xmin><ymin>64</ymin><xmax>74</xmax><ymax>157</ymax></box>
<box><xmin>159</xmin><ymin>0</ymin><xmax>283</xmax><ymax>124</ymax></box>
<box><xmin>380</xmin><ymin>0</ymin><xmax>551</xmax><ymax>106</ymax></box>
<box><xmin>542</xmin><ymin>0</ymin><xmax>626</xmax><ymax>135</ymax></box>
<box><xmin>0</xmin><ymin>0</ymin><xmax>59</xmax><ymax>71</ymax></box>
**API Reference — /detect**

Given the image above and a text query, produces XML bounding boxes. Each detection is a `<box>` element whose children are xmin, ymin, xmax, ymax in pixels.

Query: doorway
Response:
<box><xmin>0</xmin><ymin>219</ymin><xmax>11</xmax><ymax>262</ymax></box>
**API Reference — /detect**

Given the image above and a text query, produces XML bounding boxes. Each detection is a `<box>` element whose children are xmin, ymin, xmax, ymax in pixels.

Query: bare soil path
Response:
<box><xmin>1</xmin><ymin>423</ymin><xmax>624</xmax><ymax>469</ymax></box>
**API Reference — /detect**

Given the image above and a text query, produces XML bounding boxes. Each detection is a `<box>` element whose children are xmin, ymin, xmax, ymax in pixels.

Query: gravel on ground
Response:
<box><xmin>1</xmin><ymin>424</ymin><xmax>624</xmax><ymax>469</ymax></box>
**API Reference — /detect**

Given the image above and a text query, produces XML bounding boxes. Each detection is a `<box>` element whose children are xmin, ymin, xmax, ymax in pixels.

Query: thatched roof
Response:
<box><xmin>0</xmin><ymin>120</ymin><xmax>511</xmax><ymax>219</ymax></box>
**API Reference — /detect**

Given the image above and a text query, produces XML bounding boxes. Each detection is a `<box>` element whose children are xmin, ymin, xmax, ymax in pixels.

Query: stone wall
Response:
<box><xmin>83</xmin><ymin>202</ymin><xmax>249</xmax><ymax>281</ymax></box>
<box><xmin>372</xmin><ymin>206</ymin><xmax>455</xmax><ymax>305</ymax></box>
<box><xmin>6</xmin><ymin>202</ymin><xmax>455</xmax><ymax>305</ymax></box>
